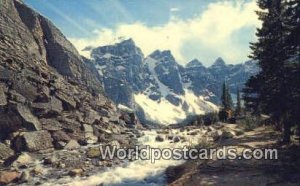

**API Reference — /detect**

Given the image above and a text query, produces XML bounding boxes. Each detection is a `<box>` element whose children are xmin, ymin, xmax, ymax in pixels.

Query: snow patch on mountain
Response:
<box><xmin>144</xmin><ymin>57</ymin><xmax>171</xmax><ymax>97</ymax></box>
<box><xmin>134</xmin><ymin>89</ymin><xmax>218</xmax><ymax>125</ymax></box>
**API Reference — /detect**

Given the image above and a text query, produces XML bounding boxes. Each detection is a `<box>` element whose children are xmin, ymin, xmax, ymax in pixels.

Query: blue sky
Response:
<box><xmin>24</xmin><ymin>0</ymin><xmax>260</xmax><ymax>66</ymax></box>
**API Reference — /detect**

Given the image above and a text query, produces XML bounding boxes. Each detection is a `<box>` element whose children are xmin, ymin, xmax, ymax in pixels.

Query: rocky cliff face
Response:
<box><xmin>0</xmin><ymin>0</ymin><xmax>138</xmax><ymax>168</ymax></box>
<box><xmin>89</xmin><ymin>39</ymin><xmax>259</xmax><ymax>125</ymax></box>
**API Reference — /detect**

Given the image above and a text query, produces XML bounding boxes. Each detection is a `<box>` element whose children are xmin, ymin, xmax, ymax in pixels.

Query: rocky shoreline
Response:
<box><xmin>0</xmin><ymin>128</ymin><xmax>144</xmax><ymax>185</ymax></box>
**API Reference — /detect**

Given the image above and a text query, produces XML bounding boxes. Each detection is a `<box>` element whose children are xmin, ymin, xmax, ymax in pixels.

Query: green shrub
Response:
<box><xmin>240</xmin><ymin>116</ymin><xmax>262</xmax><ymax>131</ymax></box>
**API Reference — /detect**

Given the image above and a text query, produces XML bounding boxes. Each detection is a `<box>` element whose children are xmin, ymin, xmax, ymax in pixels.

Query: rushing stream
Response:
<box><xmin>47</xmin><ymin>129</ymin><xmax>204</xmax><ymax>186</ymax></box>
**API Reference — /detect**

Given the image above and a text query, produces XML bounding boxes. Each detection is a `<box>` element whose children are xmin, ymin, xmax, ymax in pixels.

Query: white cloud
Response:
<box><xmin>69</xmin><ymin>0</ymin><xmax>260</xmax><ymax>65</ymax></box>
<box><xmin>170</xmin><ymin>7</ymin><xmax>180</xmax><ymax>12</ymax></box>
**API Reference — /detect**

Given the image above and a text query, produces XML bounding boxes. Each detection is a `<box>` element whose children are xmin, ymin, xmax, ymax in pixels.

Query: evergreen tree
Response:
<box><xmin>235</xmin><ymin>88</ymin><xmax>242</xmax><ymax>116</ymax></box>
<box><xmin>244</xmin><ymin>0</ymin><xmax>300</xmax><ymax>142</ymax></box>
<box><xmin>221</xmin><ymin>82</ymin><xmax>233</xmax><ymax>110</ymax></box>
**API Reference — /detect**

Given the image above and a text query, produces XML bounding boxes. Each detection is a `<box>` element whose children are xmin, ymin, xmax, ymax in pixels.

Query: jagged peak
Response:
<box><xmin>149</xmin><ymin>50</ymin><xmax>173</xmax><ymax>59</ymax></box>
<box><xmin>118</xmin><ymin>38</ymin><xmax>135</xmax><ymax>46</ymax></box>
<box><xmin>91</xmin><ymin>38</ymin><xmax>143</xmax><ymax>57</ymax></box>
<box><xmin>211</xmin><ymin>57</ymin><xmax>226</xmax><ymax>67</ymax></box>
<box><xmin>186</xmin><ymin>59</ymin><xmax>203</xmax><ymax>68</ymax></box>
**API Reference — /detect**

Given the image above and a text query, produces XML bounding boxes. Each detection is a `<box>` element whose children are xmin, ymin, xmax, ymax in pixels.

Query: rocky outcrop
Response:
<box><xmin>20</xmin><ymin>131</ymin><xmax>54</xmax><ymax>152</ymax></box>
<box><xmin>0</xmin><ymin>0</ymin><xmax>132</xmax><ymax>161</ymax></box>
<box><xmin>0</xmin><ymin>1</ymin><xmax>142</xmax><ymax>185</ymax></box>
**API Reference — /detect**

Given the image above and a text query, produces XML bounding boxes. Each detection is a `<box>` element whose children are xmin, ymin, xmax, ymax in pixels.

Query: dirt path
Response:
<box><xmin>167</xmin><ymin>125</ymin><xmax>300</xmax><ymax>186</ymax></box>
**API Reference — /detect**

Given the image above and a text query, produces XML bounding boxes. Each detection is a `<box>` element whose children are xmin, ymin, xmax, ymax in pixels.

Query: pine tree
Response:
<box><xmin>244</xmin><ymin>0</ymin><xmax>300</xmax><ymax>142</ymax></box>
<box><xmin>221</xmin><ymin>82</ymin><xmax>233</xmax><ymax>111</ymax></box>
<box><xmin>235</xmin><ymin>88</ymin><xmax>242</xmax><ymax>116</ymax></box>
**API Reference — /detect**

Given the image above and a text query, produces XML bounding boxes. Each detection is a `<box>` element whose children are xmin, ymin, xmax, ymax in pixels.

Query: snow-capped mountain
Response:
<box><xmin>88</xmin><ymin>39</ymin><xmax>259</xmax><ymax>125</ymax></box>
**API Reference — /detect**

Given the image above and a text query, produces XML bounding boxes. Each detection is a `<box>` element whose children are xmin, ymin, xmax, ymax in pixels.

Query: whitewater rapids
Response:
<box><xmin>44</xmin><ymin>129</ymin><xmax>204</xmax><ymax>186</ymax></box>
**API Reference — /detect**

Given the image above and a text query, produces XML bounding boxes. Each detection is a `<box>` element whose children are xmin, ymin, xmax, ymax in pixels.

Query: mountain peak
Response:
<box><xmin>186</xmin><ymin>59</ymin><xmax>203</xmax><ymax>68</ymax></box>
<box><xmin>92</xmin><ymin>38</ymin><xmax>143</xmax><ymax>58</ymax></box>
<box><xmin>119</xmin><ymin>38</ymin><xmax>135</xmax><ymax>46</ymax></box>
<box><xmin>149</xmin><ymin>50</ymin><xmax>173</xmax><ymax>60</ymax></box>
<box><xmin>211</xmin><ymin>57</ymin><xmax>226</xmax><ymax>67</ymax></box>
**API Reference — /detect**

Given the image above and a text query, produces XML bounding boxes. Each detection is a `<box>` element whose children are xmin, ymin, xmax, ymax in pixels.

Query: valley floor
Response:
<box><xmin>166</xmin><ymin>125</ymin><xmax>300</xmax><ymax>186</ymax></box>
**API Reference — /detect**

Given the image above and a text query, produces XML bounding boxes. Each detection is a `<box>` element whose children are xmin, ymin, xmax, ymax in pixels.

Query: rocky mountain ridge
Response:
<box><xmin>0</xmin><ymin>1</ymin><xmax>140</xmax><ymax>183</ymax></box>
<box><xmin>89</xmin><ymin>39</ymin><xmax>259</xmax><ymax>124</ymax></box>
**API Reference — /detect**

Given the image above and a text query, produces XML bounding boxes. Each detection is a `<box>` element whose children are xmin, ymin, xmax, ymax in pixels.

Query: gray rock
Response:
<box><xmin>9</xmin><ymin>90</ymin><xmax>26</xmax><ymax>104</ymax></box>
<box><xmin>64</xmin><ymin>140</ymin><xmax>80</xmax><ymax>150</ymax></box>
<box><xmin>99</xmin><ymin>109</ymin><xmax>109</xmax><ymax>117</ymax></box>
<box><xmin>0</xmin><ymin>143</ymin><xmax>14</xmax><ymax>160</ymax></box>
<box><xmin>11</xmin><ymin>152</ymin><xmax>33</xmax><ymax>167</ymax></box>
<box><xmin>69</xmin><ymin>169</ymin><xmax>83</xmax><ymax>177</ymax></box>
<box><xmin>155</xmin><ymin>135</ymin><xmax>164</xmax><ymax>142</ymax></box>
<box><xmin>188</xmin><ymin>131</ymin><xmax>198</xmax><ymax>135</ymax></box>
<box><xmin>173</xmin><ymin>136</ymin><xmax>181</xmax><ymax>143</ymax></box>
<box><xmin>20</xmin><ymin>170</ymin><xmax>31</xmax><ymax>183</ymax></box>
<box><xmin>84</xmin><ymin>109</ymin><xmax>100</xmax><ymax>124</ymax></box>
<box><xmin>54</xmin><ymin>141</ymin><xmax>67</xmax><ymax>150</ymax></box>
<box><xmin>40</xmin><ymin>118</ymin><xmax>62</xmax><ymax>131</ymax></box>
<box><xmin>17</xmin><ymin>105</ymin><xmax>41</xmax><ymax>131</ymax></box>
<box><xmin>101</xmin><ymin>117</ymin><xmax>110</xmax><ymax>123</ymax></box>
<box><xmin>83</xmin><ymin>124</ymin><xmax>97</xmax><ymax>144</ymax></box>
<box><xmin>0</xmin><ymin>86</ymin><xmax>7</xmax><ymax>107</ymax></box>
<box><xmin>55</xmin><ymin>92</ymin><xmax>77</xmax><ymax>110</ymax></box>
<box><xmin>211</xmin><ymin>130</ymin><xmax>223</xmax><ymax>141</ymax></box>
<box><xmin>51</xmin><ymin>130</ymin><xmax>71</xmax><ymax>142</ymax></box>
<box><xmin>109</xmin><ymin>115</ymin><xmax>119</xmax><ymax>124</ymax></box>
<box><xmin>32</xmin><ymin>97</ymin><xmax>63</xmax><ymax>116</ymax></box>
<box><xmin>22</xmin><ymin>131</ymin><xmax>53</xmax><ymax>152</ymax></box>
<box><xmin>83</xmin><ymin>124</ymin><xmax>93</xmax><ymax>133</ymax></box>
<box><xmin>86</xmin><ymin>147</ymin><xmax>100</xmax><ymax>158</ymax></box>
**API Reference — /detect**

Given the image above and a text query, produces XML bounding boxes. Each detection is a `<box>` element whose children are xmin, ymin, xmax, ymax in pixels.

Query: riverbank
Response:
<box><xmin>166</xmin><ymin>125</ymin><xmax>300</xmax><ymax>185</ymax></box>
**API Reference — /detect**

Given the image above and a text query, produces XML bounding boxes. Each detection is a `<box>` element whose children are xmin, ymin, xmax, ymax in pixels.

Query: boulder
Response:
<box><xmin>167</xmin><ymin>135</ymin><xmax>174</xmax><ymax>140</ymax></box>
<box><xmin>40</xmin><ymin>118</ymin><xmax>62</xmax><ymax>131</ymax></box>
<box><xmin>86</xmin><ymin>147</ymin><xmax>100</xmax><ymax>158</ymax></box>
<box><xmin>17</xmin><ymin>104</ymin><xmax>41</xmax><ymax>131</ymax></box>
<box><xmin>69</xmin><ymin>169</ymin><xmax>83</xmax><ymax>177</ymax></box>
<box><xmin>51</xmin><ymin>130</ymin><xmax>71</xmax><ymax>142</ymax></box>
<box><xmin>188</xmin><ymin>131</ymin><xmax>198</xmax><ymax>135</ymax></box>
<box><xmin>99</xmin><ymin>108</ymin><xmax>109</xmax><ymax>117</ymax></box>
<box><xmin>221</xmin><ymin>131</ymin><xmax>235</xmax><ymax>139</ymax></box>
<box><xmin>56</xmin><ymin>92</ymin><xmax>76</xmax><ymax>110</ymax></box>
<box><xmin>11</xmin><ymin>152</ymin><xmax>33</xmax><ymax>167</ymax></box>
<box><xmin>83</xmin><ymin>124</ymin><xmax>94</xmax><ymax>133</ymax></box>
<box><xmin>155</xmin><ymin>135</ymin><xmax>164</xmax><ymax>142</ymax></box>
<box><xmin>13</xmin><ymin>79</ymin><xmax>38</xmax><ymax>102</ymax></box>
<box><xmin>0</xmin><ymin>113</ymin><xmax>23</xmax><ymax>135</ymax></box>
<box><xmin>84</xmin><ymin>109</ymin><xmax>100</xmax><ymax>124</ymax></box>
<box><xmin>31</xmin><ymin>96</ymin><xmax>63</xmax><ymax>117</ymax></box>
<box><xmin>0</xmin><ymin>85</ymin><xmax>7</xmax><ymax>107</ymax></box>
<box><xmin>59</xmin><ymin>117</ymin><xmax>81</xmax><ymax>133</ymax></box>
<box><xmin>21</xmin><ymin>131</ymin><xmax>53</xmax><ymax>152</ymax></box>
<box><xmin>109</xmin><ymin>115</ymin><xmax>119</xmax><ymax>124</ymax></box>
<box><xmin>211</xmin><ymin>130</ymin><xmax>223</xmax><ymax>141</ymax></box>
<box><xmin>0</xmin><ymin>143</ymin><xmax>14</xmax><ymax>160</ymax></box>
<box><xmin>64</xmin><ymin>140</ymin><xmax>80</xmax><ymax>150</ymax></box>
<box><xmin>9</xmin><ymin>90</ymin><xmax>26</xmax><ymax>104</ymax></box>
<box><xmin>20</xmin><ymin>170</ymin><xmax>31</xmax><ymax>183</ymax></box>
<box><xmin>101</xmin><ymin>117</ymin><xmax>110</xmax><ymax>123</ymax></box>
<box><xmin>173</xmin><ymin>136</ymin><xmax>181</xmax><ymax>143</ymax></box>
<box><xmin>0</xmin><ymin>171</ymin><xmax>20</xmax><ymax>185</ymax></box>
<box><xmin>83</xmin><ymin>124</ymin><xmax>98</xmax><ymax>144</ymax></box>
<box><xmin>208</xmin><ymin>126</ymin><xmax>215</xmax><ymax>132</ymax></box>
